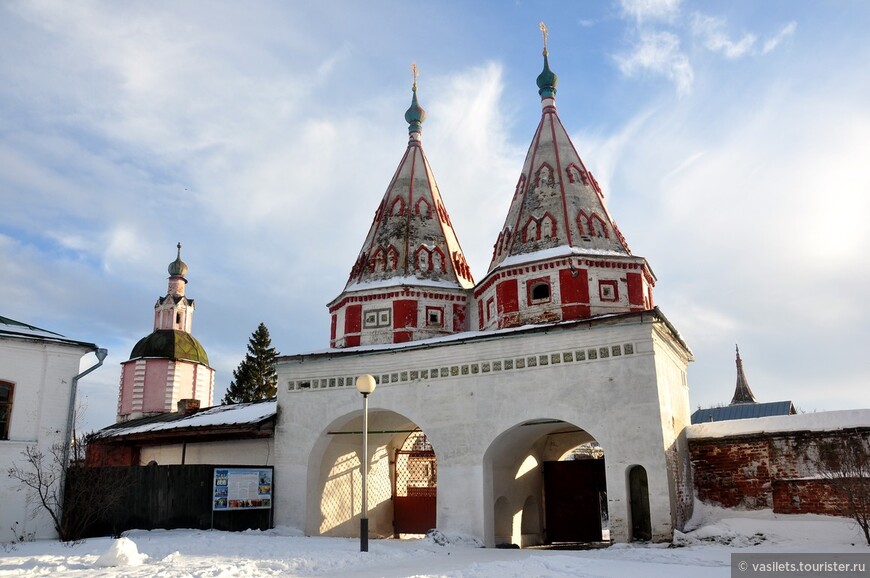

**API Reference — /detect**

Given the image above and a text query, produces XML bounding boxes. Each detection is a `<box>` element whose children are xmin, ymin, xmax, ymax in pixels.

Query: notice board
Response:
<box><xmin>213</xmin><ymin>467</ymin><xmax>273</xmax><ymax>511</ymax></box>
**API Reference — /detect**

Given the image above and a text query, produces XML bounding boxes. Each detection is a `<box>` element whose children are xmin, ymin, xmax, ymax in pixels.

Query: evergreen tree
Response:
<box><xmin>222</xmin><ymin>322</ymin><xmax>279</xmax><ymax>404</ymax></box>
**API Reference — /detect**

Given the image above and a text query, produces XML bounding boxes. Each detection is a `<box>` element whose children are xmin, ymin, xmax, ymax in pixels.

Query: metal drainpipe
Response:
<box><xmin>58</xmin><ymin>348</ymin><xmax>108</xmax><ymax>522</ymax></box>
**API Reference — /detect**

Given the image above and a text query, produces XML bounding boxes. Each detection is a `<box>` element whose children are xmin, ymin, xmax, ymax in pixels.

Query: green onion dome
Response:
<box><xmin>404</xmin><ymin>85</ymin><xmax>427</xmax><ymax>134</ymax></box>
<box><xmin>129</xmin><ymin>329</ymin><xmax>210</xmax><ymax>365</ymax></box>
<box><xmin>536</xmin><ymin>51</ymin><xmax>558</xmax><ymax>98</ymax></box>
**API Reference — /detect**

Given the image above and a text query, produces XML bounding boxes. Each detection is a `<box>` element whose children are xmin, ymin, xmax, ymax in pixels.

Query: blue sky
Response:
<box><xmin>2</xmin><ymin>0</ymin><xmax>868</xmax><ymax>432</ymax></box>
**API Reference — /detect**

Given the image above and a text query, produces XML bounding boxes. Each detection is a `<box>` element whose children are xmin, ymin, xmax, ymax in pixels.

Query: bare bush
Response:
<box><xmin>7</xmin><ymin>434</ymin><xmax>128</xmax><ymax>542</ymax></box>
<box><xmin>814</xmin><ymin>433</ymin><xmax>870</xmax><ymax>545</ymax></box>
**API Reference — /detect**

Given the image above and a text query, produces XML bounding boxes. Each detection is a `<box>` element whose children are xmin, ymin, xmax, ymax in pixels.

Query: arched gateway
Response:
<box><xmin>273</xmin><ymin>30</ymin><xmax>693</xmax><ymax>546</ymax></box>
<box><xmin>307</xmin><ymin>409</ymin><xmax>437</xmax><ymax>537</ymax></box>
<box><xmin>274</xmin><ymin>308</ymin><xmax>692</xmax><ymax>545</ymax></box>
<box><xmin>485</xmin><ymin>420</ymin><xmax>609</xmax><ymax>547</ymax></box>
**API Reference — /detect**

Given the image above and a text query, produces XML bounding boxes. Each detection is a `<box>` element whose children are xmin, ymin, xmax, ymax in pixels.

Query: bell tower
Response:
<box><xmin>116</xmin><ymin>244</ymin><xmax>215</xmax><ymax>422</ymax></box>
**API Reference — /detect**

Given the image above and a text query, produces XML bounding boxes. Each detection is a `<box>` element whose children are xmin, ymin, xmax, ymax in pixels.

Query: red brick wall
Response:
<box><xmin>690</xmin><ymin>437</ymin><xmax>773</xmax><ymax>509</ymax></box>
<box><xmin>689</xmin><ymin>428</ymin><xmax>869</xmax><ymax>518</ymax></box>
<box><xmin>85</xmin><ymin>441</ymin><xmax>139</xmax><ymax>467</ymax></box>
<box><xmin>772</xmin><ymin>479</ymin><xmax>852</xmax><ymax>516</ymax></box>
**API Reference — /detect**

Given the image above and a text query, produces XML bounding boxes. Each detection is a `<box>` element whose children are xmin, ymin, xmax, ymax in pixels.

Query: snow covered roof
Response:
<box><xmin>95</xmin><ymin>399</ymin><xmax>277</xmax><ymax>440</ymax></box>
<box><xmin>495</xmin><ymin>245</ymin><xmax>649</xmax><ymax>272</ymax></box>
<box><xmin>0</xmin><ymin>315</ymin><xmax>96</xmax><ymax>349</ymax></box>
<box><xmin>686</xmin><ymin>408</ymin><xmax>870</xmax><ymax>439</ymax></box>
<box><xmin>342</xmin><ymin>276</ymin><xmax>466</xmax><ymax>294</ymax></box>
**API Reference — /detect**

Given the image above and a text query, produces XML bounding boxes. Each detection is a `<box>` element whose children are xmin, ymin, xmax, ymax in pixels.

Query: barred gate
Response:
<box><xmin>393</xmin><ymin>430</ymin><xmax>436</xmax><ymax>535</ymax></box>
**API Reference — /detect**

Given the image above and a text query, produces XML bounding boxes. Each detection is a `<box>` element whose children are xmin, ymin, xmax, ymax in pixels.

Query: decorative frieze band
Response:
<box><xmin>287</xmin><ymin>341</ymin><xmax>635</xmax><ymax>392</ymax></box>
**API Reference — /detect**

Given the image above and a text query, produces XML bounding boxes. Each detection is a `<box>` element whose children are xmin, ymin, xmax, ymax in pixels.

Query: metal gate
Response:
<box><xmin>393</xmin><ymin>430</ymin><xmax>436</xmax><ymax>535</ymax></box>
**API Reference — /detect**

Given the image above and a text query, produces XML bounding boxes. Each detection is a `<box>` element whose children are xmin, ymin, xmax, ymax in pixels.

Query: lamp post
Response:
<box><xmin>355</xmin><ymin>374</ymin><xmax>377</xmax><ymax>552</ymax></box>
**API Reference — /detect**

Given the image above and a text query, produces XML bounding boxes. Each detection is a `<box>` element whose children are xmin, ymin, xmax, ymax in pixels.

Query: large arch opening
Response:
<box><xmin>484</xmin><ymin>419</ymin><xmax>608</xmax><ymax>548</ymax></box>
<box><xmin>307</xmin><ymin>409</ymin><xmax>437</xmax><ymax>539</ymax></box>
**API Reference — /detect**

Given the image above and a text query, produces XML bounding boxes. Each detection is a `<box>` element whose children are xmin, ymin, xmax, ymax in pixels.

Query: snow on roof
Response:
<box><xmin>343</xmin><ymin>276</ymin><xmax>464</xmax><ymax>293</ymax></box>
<box><xmin>686</xmin><ymin>408</ymin><xmax>870</xmax><ymax>439</ymax></box>
<box><xmin>496</xmin><ymin>245</ymin><xmax>632</xmax><ymax>270</ymax></box>
<box><xmin>0</xmin><ymin>315</ymin><xmax>96</xmax><ymax>348</ymax></box>
<box><xmin>97</xmin><ymin>399</ymin><xmax>277</xmax><ymax>438</ymax></box>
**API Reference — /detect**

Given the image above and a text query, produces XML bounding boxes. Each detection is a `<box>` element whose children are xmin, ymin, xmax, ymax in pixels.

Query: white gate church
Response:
<box><xmin>273</xmin><ymin>35</ymin><xmax>694</xmax><ymax>546</ymax></box>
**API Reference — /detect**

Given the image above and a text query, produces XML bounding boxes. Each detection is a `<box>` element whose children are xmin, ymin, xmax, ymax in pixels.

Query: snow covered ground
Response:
<box><xmin>1</xmin><ymin>504</ymin><xmax>867</xmax><ymax>577</ymax></box>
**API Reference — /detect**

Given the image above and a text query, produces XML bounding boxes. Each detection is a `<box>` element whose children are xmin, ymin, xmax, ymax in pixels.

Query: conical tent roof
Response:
<box><xmin>343</xmin><ymin>82</ymin><xmax>474</xmax><ymax>292</ymax></box>
<box><xmin>488</xmin><ymin>46</ymin><xmax>631</xmax><ymax>273</ymax></box>
<box><xmin>730</xmin><ymin>345</ymin><xmax>759</xmax><ymax>405</ymax></box>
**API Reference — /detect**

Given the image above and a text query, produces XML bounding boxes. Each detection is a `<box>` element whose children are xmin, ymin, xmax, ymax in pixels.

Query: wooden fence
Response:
<box><xmin>65</xmin><ymin>464</ymin><xmax>273</xmax><ymax>538</ymax></box>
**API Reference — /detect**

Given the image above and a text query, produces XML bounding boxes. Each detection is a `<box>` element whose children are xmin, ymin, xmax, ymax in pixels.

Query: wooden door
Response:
<box><xmin>543</xmin><ymin>459</ymin><xmax>606</xmax><ymax>542</ymax></box>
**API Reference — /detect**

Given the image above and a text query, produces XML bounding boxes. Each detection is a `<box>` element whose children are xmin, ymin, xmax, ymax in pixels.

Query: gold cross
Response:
<box><xmin>411</xmin><ymin>62</ymin><xmax>419</xmax><ymax>91</ymax></box>
<box><xmin>540</xmin><ymin>22</ymin><xmax>549</xmax><ymax>54</ymax></box>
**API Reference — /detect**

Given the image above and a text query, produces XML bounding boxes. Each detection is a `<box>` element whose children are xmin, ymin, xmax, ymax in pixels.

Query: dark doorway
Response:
<box><xmin>543</xmin><ymin>459</ymin><xmax>606</xmax><ymax>542</ymax></box>
<box><xmin>628</xmin><ymin>465</ymin><xmax>652</xmax><ymax>541</ymax></box>
<box><xmin>393</xmin><ymin>431</ymin><xmax>436</xmax><ymax>535</ymax></box>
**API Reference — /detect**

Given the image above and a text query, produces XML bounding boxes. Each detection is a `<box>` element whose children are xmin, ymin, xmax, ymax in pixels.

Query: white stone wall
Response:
<box><xmin>652</xmin><ymin>324</ymin><xmax>695</xmax><ymax>533</ymax></box>
<box><xmin>274</xmin><ymin>314</ymin><xmax>691</xmax><ymax>545</ymax></box>
<box><xmin>139</xmin><ymin>437</ymin><xmax>274</xmax><ymax>466</ymax></box>
<box><xmin>0</xmin><ymin>337</ymin><xmax>93</xmax><ymax>542</ymax></box>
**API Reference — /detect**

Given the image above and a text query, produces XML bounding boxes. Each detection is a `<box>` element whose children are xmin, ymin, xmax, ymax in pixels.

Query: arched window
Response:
<box><xmin>417</xmin><ymin>247</ymin><xmax>430</xmax><ymax>271</ymax></box>
<box><xmin>590</xmin><ymin>214</ymin><xmax>610</xmax><ymax>239</ymax></box>
<box><xmin>0</xmin><ymin>381</ymin><xmax>13</xmax><ymax>440</ymax></box>
<box><xmin>541</xmin><ymin>213</ymin><xmax>556</xmax><ymax>239</ymax></box>
<box><xmin>390</xmin><ymin>197</ymin><xmax>406</xmax><ymax>216</ymax></box>
<box><xmin>535</xmin><ymin>162</ymin><xmax>554</xmax><ymax>188</ymax></box>
<box><xmin>577</xmin><ymin>210</ymin><xmax>589</xmax><ymax>237</ymax></box>
<box><xmin>528</xmin><ymin>279</ymin><xmax>551</xmax><ymax>304</ymax></box>
<box><xmin>415</xmin><ymin>198</ymin><xmax>432</xmax><ymax>218</ymax></box>
<box><xmin>513</xmin><ymin>174</ymin><xmax>526</xmax><ymax>200</ymax></box>
<box><xmin>523</xmin><ymin>218</ymin><xmax>539</xmax><ymax>242</ymax></box>
<box><xmin>386</xmin><ymin>245</ymin><xmax>399</xmax><ymax>270</ymax></box>
<box><xmin>372</xmin><ymin>249</ymin><xmax>386</xmax><ymax>272</ymax></box>
<box><xmin>532</xmin><ymin>283</ymin><xmax>550</xmax><ymax>300</ymax></box>
<box><xmin>432</xmin><ymin>248</ymin><xmax>445</xmax><ymax>272</ymax></box>
<box><xmin>566</xmin><ymin>163</ymin><xmax>589</xmax><ymax>185</ymax></box>
<box><xmin>494</xmin><ymin>232</ymin><xmax>504</xmax><ymax>257</ymax></box>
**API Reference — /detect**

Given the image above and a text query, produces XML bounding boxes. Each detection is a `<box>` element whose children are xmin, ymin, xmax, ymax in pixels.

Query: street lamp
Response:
<box><xmin>355</xmin><ymin>374</ymin><xmax>377</xmax><ymax>552</ymax></box>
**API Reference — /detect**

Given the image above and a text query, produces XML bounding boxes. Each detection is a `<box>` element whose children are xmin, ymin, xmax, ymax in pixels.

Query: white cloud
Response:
<box><xmin>570</xmin><ymin>107</ymin><xmax>657</xmax><ymax>200</ymax></box>
<box><xmin>424</xmin><ymin>62</ymin><xmax>525</xmax><ymax>277</ymax></box>
<box><xmin>763</xmin><ymin>21</ymin><xmax>797</xmax><ymax>54</ymax></box>
<box><xmin>2</xmin><ymin>1</ymin><xmax>868</xmax><ymax>430</ymax></box>
<box><xmin>619</xmin><ymin>0</ymin><xmax>682</xmax><ymax>24</ymax></box>
<box><xmin>615</xmin><ymin>31</ymin><xmax>694</xmax><ymax>95</ymax></box>
<box><xmin>590</xmin><ymin>52</ymin><xmax>870</xmax><ymax>409</ymax></box>
<box><xmin>691</xmin><ymin>13</ymin><xmax>756</xmax><ymax>59</ymax></box>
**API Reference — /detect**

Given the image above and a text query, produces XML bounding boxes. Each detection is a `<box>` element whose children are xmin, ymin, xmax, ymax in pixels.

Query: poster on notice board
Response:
<box><xmin>213</xmin><ymin>468</ymin><xmax>272</xmax><ymax>511</ymax></box>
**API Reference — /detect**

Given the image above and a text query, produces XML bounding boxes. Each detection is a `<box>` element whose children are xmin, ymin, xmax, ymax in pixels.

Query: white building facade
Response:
<box><xmin>0</xmin><ymin>316</ymin><xmax>103</xmax><ymax>542</ymax></box>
